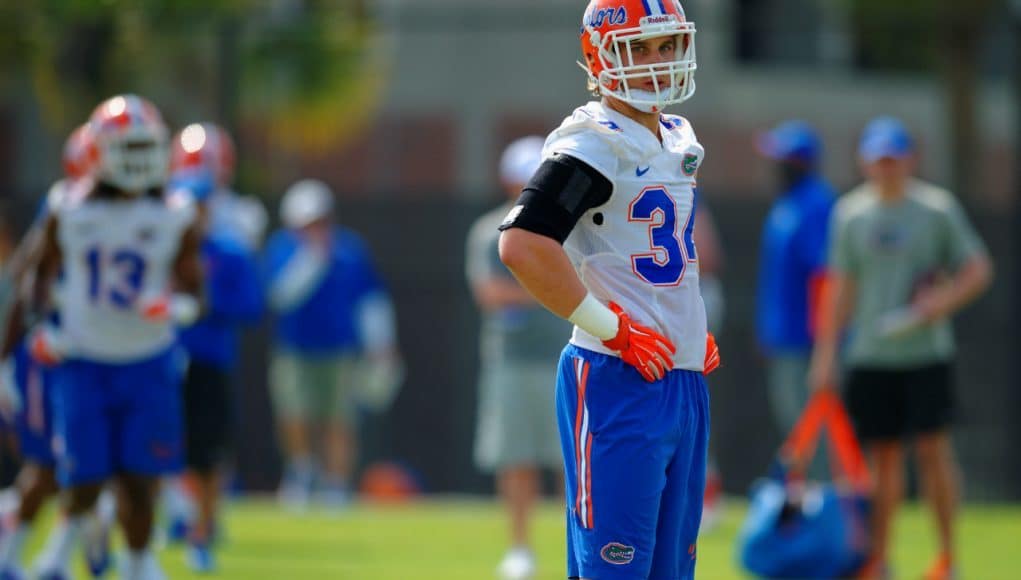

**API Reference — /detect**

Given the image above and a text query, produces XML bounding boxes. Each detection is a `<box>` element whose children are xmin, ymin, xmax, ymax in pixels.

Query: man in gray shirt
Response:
<box><xmin>809</xmin><ymin>117</ymin><xmax>993</xmax><ymax>580</ymax></box>
<box><xmin>467</xmin><ymin>136</ymin><xmax>572</xmax><ymax>580</ymax></box>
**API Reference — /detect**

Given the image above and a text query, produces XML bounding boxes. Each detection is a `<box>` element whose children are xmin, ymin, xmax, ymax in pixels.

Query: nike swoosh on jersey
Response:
<box><xmin>636</xmin><ymin>166</ymin><xmax>650</xmax><ymax>177</ymax></box>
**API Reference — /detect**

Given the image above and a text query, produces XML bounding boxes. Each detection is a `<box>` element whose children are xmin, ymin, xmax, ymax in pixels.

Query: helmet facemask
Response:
<box><xmin>583</xmin><ymin>16</ymin><xmax>697</xmax><ymax>113</ymax></box>
<box><xmin>98</xmin><ymin>124</ymin><xmax>169</xmax><ymax>194</ymax></box>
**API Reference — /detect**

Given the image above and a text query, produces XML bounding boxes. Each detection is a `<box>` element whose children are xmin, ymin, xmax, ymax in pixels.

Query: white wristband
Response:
<box><xmin>568</xmin><ymin>294</ymin><xmax>619</xmax><ymax>341</ymax></box>
<box><xmin>171</xmin><ymin>294</ymin><xmax>201</xmax><ymax>327</ymax></box>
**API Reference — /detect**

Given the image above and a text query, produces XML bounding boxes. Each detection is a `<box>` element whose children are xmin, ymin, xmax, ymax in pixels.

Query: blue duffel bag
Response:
<box><xmin>738</xmin><ymin>391</ymin><xmax>872</xmax><ymax>579</ymax></box>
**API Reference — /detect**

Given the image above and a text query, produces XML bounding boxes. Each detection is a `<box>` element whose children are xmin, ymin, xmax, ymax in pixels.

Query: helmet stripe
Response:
<box><xmin>657</xmin><ymin>0</ymin><xmax>669</xmax><ymax>13</ymax></box>
<box><xmin>640</xmin><ymin>0</ymin><xmax>654</xmax><ymax>16</ymax></box>
<box><xmin>126</xmin><ymin>96</ymin><xmax>140</xmax><ymax>126</ymax></box>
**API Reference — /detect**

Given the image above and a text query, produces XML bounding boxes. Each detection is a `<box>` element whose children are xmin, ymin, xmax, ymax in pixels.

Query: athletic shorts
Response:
<box><xmin>12</xmin><ymin>342</ymin><xmax>55</xmax><ymax>466</ymax></box>
<box><xmin>844</xmin><ymin>362</ymin><xmax>955</xmax><ymax>442</ymax></box>
<box><xmin>270</xmin><ymin>351</ymin><xmax>359</xmax><ymax>423</ymax></box>
<box><xmin>182</xmin><ymin>360</ymin><xmax>233</xmax><ymax>473</ymax></box>
<box><xmin>473</xmin><ymin>360</ymin><xmax>561</xmax><ymax>473</ymax></box>
<box><xmin>557</xmin><ymin>344</ymin><xmax>710</xmax><ymax>580</ymax></box>
<box><xmin>51</xmin><ymin>348</ymin><xmax>182</xmax><ymax>487</ymax></box>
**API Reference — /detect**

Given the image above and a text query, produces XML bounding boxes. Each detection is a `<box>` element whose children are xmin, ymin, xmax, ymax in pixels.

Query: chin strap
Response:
<box><xmin>621</xmin><ymin>89</ymin><xmax>663</xmax><ymax>113</ymax></box>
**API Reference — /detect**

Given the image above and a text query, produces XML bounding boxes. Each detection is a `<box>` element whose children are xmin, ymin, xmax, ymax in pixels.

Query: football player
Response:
<box><xmin>5</xmin><ymin>94</ymin><xmax>203</xmax><ymax>580</ymax></box>
<box><xmin>164</xmin><ymin>163</ymin><xmax>263</xmax><ymax>573</ymax></box>
<box><xmin>497</xmin><ymin>1</ymin><xmax>719</xmax><ymax>578</ymax></box>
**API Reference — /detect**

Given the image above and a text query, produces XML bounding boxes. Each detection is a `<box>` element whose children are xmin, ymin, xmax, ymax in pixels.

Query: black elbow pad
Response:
<box><xmin>498</xmin><ymin>153</ymin><xmax>613</xmax><ymax>244</ymax></box>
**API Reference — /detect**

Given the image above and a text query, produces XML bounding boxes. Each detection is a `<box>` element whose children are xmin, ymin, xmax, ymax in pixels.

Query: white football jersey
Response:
<box><xmin>545</xmin><ymin>101</ymin><xmax>708</xmax><ymax>371</ymax></box>
<box><xmin>54</xmin><ymin>182</ymin><xmax>196</xmax><ymax>362</ymax></box>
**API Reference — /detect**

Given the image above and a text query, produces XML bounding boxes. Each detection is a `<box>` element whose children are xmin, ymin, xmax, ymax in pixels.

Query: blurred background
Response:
<box><xmin>0</xmin><ymin>0</ymin><xmax>1016</xmax><ymax>502</ymax></box>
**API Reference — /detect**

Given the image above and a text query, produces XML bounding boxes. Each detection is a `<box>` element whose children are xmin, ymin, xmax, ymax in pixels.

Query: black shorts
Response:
<box><xmin>844</xmin><ymin>362</ymin><xmax>955</xmax><ymax>442</ymax></box>
<box><xmin>182</xmin><ymin>360</ymin><xmax>233</xmax><ymax>473</ymax></box>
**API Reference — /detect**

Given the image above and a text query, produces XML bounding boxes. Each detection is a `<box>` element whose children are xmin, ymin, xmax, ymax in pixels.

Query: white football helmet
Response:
<box><xmin>88</xmin><ymin>94</ymin><xmax>170</xmax><ymax>193</ymax></box>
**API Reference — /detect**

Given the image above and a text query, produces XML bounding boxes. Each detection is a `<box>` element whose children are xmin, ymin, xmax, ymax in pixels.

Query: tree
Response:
<box><xmin>849</xmin><ymin>0</ymin><xmax>998</xmax><ymax>197</ymax></box>
<box><xmin>0</xmin><ymin>0</ymin><xmax>381</xmax><ymax>154</ymax></box>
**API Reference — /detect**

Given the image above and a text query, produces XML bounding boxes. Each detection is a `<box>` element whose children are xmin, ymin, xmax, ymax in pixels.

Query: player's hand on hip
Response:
<box><xmin>703</xmin><ymin>332</ymin><xmax>721</xmax><ymax>376</ymax></box>
<box><xmin>601</xmin><ymin>301</ymin><xmax>676</xmax><ymax>383</ymax></box>
<box><xmin>28</xmin><ymin>325</ymin><xmax>67</xmax><ymax>367</ymax></box>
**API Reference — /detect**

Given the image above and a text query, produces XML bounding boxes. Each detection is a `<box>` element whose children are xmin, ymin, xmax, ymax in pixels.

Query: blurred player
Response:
<box><xmin>754</xmin><ymin>120</ymin><xmax>836</xmax><ymax>438</ymax></box>
<box><xmin>810</xmin><ymin>117</ymin><xmax>993</xmax><ymax>580</ymax></box>
<box><xmin>498</xmin><ymin>1</ymin><xmax>719</xmax><ymax>578</ymax></box>
<box><xmin>170</xmin><ymin>122</ymin><xmax>266</xmax><ymax>249</ymax></box>
<box><xmin>0</xmin><ymin>123</ymin><xmax>102</xmax><ymax>579</ymax></box>
<box><xmin>467</xmin><ymin>136</ymin><xmax>572</xmax><ymax>579</ymax></box>
<box><xmin>165</xmin><ymin>166</ymin><xmax>262</xmax><ymax>573</ymax></box>
<box><xmin>264</xmin><ymin>180</ymin><xmax>400</xmax><ymax>510</ymax></box>
<box><xmin>694</xmin><ymin>200</ymin><xmax>725</xmax><ymax>336</ymax></box>
<box><xmin>164</xmin><ymin>121</ymin><xmax>262</xmax><ymax>548</ymax></box>
<box><xmin>693</xmin><ymin>198</ymin><xmax>726</xmax><ymax>533</ymax></box>
<box><xmin>4</xmin><ymin>94</ymin><xmax>202</xmax><ymax>580</ymax></box>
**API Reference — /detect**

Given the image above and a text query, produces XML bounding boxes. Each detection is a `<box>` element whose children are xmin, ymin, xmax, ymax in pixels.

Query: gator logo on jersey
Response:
<box><xmin>600</xmin><ymin>542</ymin><xmax>635</xmax><ymax>565</ymax></box>
<box><xmin>682</xmin><ymin>153</ymin><xmax>699</xmax><ymax>176</ymax></box>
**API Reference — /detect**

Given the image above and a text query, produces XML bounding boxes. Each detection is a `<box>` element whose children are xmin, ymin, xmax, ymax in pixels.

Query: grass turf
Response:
<box><xmin>31</xmin><ymin>497</ymin><xmax>1021</xmax><ymax>579</ymax></box>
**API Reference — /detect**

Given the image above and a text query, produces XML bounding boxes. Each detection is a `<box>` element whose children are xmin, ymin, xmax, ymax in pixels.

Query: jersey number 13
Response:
<box><xmin>85</xmin><ymin>246</ymin><xmax>148</xmax><ymax>308</ymax></box>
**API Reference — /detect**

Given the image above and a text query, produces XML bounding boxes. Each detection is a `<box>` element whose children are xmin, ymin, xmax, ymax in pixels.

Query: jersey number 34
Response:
<box><xmin>627</xmin><ymin>186</ymin><xmax>697</xmax><ymax>286</ymax></box>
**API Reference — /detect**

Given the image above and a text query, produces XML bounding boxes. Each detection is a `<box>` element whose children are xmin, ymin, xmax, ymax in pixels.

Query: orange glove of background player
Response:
<box><xmin>703</xmin><ymin>332</ymin><xmax>721</xmax><ymax>375</ymax></box>
<box><xmin>28</xmin><ymin>325</ymin><xmax>67</xmax><ymax>367</ymax></box>
<box><xmin>601</xmin><ymin>302</ymin><xmax>676</xmax><ymax>383</ymax></box>
<box><xmin>137</xmin><ymin>293</ymin><xmax>201</xmax><ymax>326</ymax></box>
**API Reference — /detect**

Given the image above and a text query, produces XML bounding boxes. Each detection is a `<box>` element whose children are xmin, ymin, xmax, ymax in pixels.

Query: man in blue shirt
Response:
<box><xmin>264</xmin><ymin>180</ymin><xmax>399</xmax><ymax>510</ymax></box>
<box><xmin>755</xmin><ymin>121</ymin><xmax>836</xmax><ymax>435</ymax></box>
<box><xmin>171</xmin><ymin>167</ymin><xmax>263</xmax><ymax>572</ymax></box>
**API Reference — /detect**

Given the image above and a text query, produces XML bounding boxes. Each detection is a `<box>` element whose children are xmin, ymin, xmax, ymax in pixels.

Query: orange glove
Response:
<box><xmin>137</xmin><ymin>293</ymin><xmax>201</xmax><ymax>326</ymax></box>
<box><xmin>139</xmin><ymin>295</ymin><xmax>171</xmax><ymax>322</ymax></box>
<box><xmin>601</xmin><ymin>302</ymin><xmax>676</xmax><ymax>383</ymax></box>
<box><xmin>29</xmin><ymin>326</ymin><xmax>66</xmax><ymax>367</ymax></box>
<box><xmin>703</xmin><ymin>332</ymin><xmax>721</xmax><ymax>375</ymax></box>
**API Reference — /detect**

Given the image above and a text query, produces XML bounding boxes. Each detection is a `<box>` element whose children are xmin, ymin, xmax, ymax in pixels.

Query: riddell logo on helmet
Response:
<box><xmin>586</xmin><ymin>6</ymin><xmax>627</xmax><ymax>27</ymax></box>
<box><xmin>641</xmin><ymin>15</ymin><xmax>676</xmax><ymax>25</ymax></box>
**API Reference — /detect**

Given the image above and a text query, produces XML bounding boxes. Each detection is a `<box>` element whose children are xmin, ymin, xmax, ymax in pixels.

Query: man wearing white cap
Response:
<box><xmin>466</xmin><ymin>137</ymin><xmax>571</xmax><ymax>579</ymax></box>
<box><xmin>264</xmin><ymin>179</ymin><xmax>400</xmax><ymax>509</ymax></box>
<box><xmin>809</xmin><ymin>117</ymin><xmax>993</xmax><ymax>580</ymax></box>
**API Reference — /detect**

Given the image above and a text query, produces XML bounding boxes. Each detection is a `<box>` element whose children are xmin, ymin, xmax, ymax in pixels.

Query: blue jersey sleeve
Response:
<box><xmin>797</xmin><ymin>193</ymin><xmax>836</xmax><ymax>272</ymax></box>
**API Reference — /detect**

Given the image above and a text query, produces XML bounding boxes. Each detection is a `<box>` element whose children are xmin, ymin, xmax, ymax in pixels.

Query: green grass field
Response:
<box><xmin>37</xmin><ymin>497</ymin><xmax>1021</xmax><ymax>579</ymax></box>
